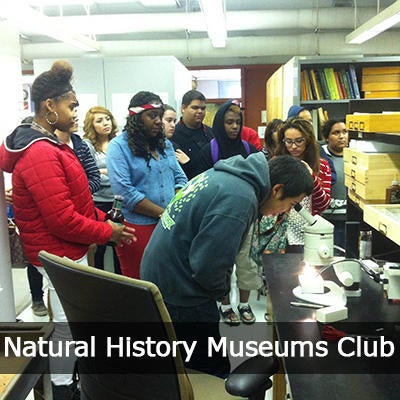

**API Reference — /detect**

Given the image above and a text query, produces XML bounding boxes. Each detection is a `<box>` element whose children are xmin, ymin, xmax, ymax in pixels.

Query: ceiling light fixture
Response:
<box><xmin>345</xmin><ymin>0</ymin><xmax>400</xmax><ymax>44</ymax></box>
<box><xmin>139</xmin><ymin>0</ymin><xmax>178</xmax><ymax>6</ymax></box>
<box><xmin>1</xmin><ymin>3</ymin><xmax>99</xmax><ymax>52</ymax></box>
<box><xmin>199</xmin><ymin>0</ymin><xmax>227</xmax><ymax>48</ymax></box>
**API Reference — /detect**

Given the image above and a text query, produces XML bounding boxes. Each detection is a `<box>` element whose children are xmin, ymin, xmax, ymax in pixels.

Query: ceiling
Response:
<box><xmin>7</xmin><ymin>0</ymin><xmax>400</xmax><ymax>68</ymax></box>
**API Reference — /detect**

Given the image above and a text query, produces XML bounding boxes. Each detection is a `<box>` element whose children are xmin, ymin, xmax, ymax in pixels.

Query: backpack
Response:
<box><xmin>210</xmin><ymin>138</ymin><xmax>251</xmax><ymax>164</ymax></box>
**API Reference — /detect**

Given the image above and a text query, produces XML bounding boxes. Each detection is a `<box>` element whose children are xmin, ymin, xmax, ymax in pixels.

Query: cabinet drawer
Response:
<box><xmin>344</xmin><ymin>164</ymin><xmax>399</xmax><ymax>185</ymax></box>
<box><xmin>346</xmin><ymin>113</ymin><xmax>400</xmax><ymax>133</ymax></box>
<box><xmin>343</xmin><ymin>148</ymin><xmax>400</xmax><ymax>169</ymax></box>
<box><xmin>345</xmin><ymin>174</ymin><xmax>387</xmax><ymax>200</ymax></box>
<box><xmin>364</xmin><ymin>205</ymin><xmax>400</xmax><ymax>246</ymax></box>
<box><xmin>348</xmin><ymin>190</ymin><xmax>385</xmax><ymax>210</ymax></box>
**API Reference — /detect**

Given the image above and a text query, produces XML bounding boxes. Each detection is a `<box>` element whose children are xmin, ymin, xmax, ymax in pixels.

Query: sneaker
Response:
<box><xmin>219</xmin><ymin>306</ymin><xmax>241</xmax><ymax>326</ymax></box>
<box><xmin>238</xmin><ymin>304</ymin><xmax>256</xmax><ymax>324</ymax></box>
<box><xmin>32</xmin><ymin>300</ymin><xmax>48</xmax><ymax>317</ymax></box>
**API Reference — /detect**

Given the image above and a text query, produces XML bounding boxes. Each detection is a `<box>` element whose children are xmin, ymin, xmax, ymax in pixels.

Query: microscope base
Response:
<box><xmin>293</xmin><ymin>280</ymin><xmax>347</xmax><ymax>307</ymax></box>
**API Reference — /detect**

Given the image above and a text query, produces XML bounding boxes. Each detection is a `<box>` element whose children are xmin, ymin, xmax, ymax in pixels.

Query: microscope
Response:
<box><xmin>292</xmin><ymin>204</ymin><xmax>362</xmax><ymax>307</ymax></box>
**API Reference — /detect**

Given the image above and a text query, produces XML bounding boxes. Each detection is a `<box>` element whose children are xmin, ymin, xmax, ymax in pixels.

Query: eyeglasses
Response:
<box><xmin>283</xmin><ymin>137</ymin><xmax>306</xmax><ymax>147</ymax></box>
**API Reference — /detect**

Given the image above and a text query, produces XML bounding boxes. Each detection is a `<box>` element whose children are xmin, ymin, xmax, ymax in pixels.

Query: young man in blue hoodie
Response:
<box><xmin>141</xmin><ymin>153</ymin><xmax>313</xmax><ymax>377</ymax></box>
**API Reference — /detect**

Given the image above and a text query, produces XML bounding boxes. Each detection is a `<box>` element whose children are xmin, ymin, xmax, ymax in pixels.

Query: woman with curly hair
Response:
<box><xmin>107</xmin><ymin>91</ymin><xmax>188</xmax><ymax>278</ymax></box>
<box><xmin>83</xmin><ymin>106</ymin><xmax>121</xmax><ymax>273</ymax></box>
<box><xmin>275</xmin><ymin>117</ymin><xmax>331</xmax><ymax>251</ymax></box>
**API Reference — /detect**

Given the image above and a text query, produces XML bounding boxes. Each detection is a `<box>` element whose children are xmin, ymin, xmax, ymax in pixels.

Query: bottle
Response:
<box><xmin>105</xmin><ymin>195</ymin><xmax>124</xmax><ymax>225</ymax></box>
<box><xmin>385</xmin><ymin>180</ymin><xmax>400</xmax><ymax>204</ymax></box>
<box><xmin>359</xmin><ymin>230</ymin><xmax>372</xmax><ymax>259</ymax></box>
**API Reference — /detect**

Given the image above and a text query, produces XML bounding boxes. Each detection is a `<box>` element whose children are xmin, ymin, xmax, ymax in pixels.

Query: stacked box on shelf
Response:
<box><xmin>344</xmin><ymin>148</ymin><xmax>400</xmax><ymax>209</ymax></box>
<box><xmin>362</xmin><ymin>66</ymin><xmax>400</xmax><ymax>99</ymax></box>
<box><xmin>346</xmin><ymin>113</ymin><xmax>400</xmax><ymax>133</ymax></box>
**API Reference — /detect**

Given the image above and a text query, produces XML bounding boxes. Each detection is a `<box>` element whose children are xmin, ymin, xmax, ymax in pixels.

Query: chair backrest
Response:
<box><xmin>38</xmin><ymin>250</ymin><xmax>194</xmax><ymax>400</ymax></box>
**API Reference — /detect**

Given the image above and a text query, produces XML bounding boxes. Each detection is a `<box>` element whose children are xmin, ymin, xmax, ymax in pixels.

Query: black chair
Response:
<box><xmin>38</xmin><ymin>250</ymin><xmax>279</xmax><ymax>400</ymax></box>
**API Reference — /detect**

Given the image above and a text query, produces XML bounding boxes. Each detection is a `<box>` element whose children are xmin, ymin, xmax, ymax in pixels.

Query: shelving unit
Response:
<box><xmin>266</xmin><ymin>58</ymin><xmax>400</xmax><ymax>257</ymax></box>
<box><xmin>346</xmin><ymin>99</ymin><xmax>400</xmax><ymax>261</ymax></box>
<box><xmin>266</xmin><ymin>56</ymin><xmax>400</xmax><ymax>122</ymax></box>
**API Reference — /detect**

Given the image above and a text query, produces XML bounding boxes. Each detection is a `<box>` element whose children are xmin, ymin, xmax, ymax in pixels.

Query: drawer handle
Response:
<box><xmin>348</xmin><ymin>121</ymin><xmax>354</xmax><ymax>129</ymax></box>
<box><xmin>379</xmin><ymin>223</ymin><xmax>387</xmax><ymax>236</ymax></box>
<box><xmin>359</xmin><ymin>121</ymin><xmax>365</xmax><ymax>131</ymax></box>
<box><xmin>351</xmin><ymin>183</ymin><xmax>356</xmax><ymax>191</ymax></box>
<box><xmin>354</xmin><ymin>121</ymin><xmax>359</xmax><ymax>130</ymax></box>
<box><xmin>351</xmin><ymin>169</ymin><xmax>356</xmax><ymax>178</ymax></box>
<box><xmin>351</xmin><ymin>156</ymin><xmax>357</xmax><ymax>165</ymax></box>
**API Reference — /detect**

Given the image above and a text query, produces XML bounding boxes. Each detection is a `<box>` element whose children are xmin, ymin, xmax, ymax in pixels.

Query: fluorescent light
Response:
<box><xmin>345</xmin><ymin>0</ymin><xmax>400</xmax><ymax>44</ymax></box>
<box><xmin>199</xmin><ymin>0</ymin><xmax>227</xmax><ymax>48</ymax></box>
<box><xmin>0</xmin><ymin>3</ymin><xmax>99</xmax><ymax>52</ymax></box>
<box><xmin>139</xmin><ymin>0</ymin><xmax>178</xmax><ymax>6</ymax></box>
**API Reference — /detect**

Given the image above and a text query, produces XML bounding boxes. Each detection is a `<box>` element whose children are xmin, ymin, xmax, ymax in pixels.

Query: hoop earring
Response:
<box><xmin>45</xmin><ymin>110</ymin><xmax>59</xmax><ymax>125</ymax></box>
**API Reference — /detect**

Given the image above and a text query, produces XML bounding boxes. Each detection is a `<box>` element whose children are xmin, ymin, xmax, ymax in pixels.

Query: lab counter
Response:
<box><xmin>263</xmin><ymin>253</ymin><xmax>400</xmax><ymax>400</ymax></box>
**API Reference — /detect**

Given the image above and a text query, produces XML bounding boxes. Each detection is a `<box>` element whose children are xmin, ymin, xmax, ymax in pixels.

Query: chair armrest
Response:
<box><xmin>225</xmin><ymin>355</ymin><xmax>279</xmax><ymax>397</ymax></box>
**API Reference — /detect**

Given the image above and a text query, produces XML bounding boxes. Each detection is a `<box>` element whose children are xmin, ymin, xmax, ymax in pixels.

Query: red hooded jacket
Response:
<box><xmin>0</xmin><ymin>124</ymin><xmax>113</xmax><ymax>266</ymax></box>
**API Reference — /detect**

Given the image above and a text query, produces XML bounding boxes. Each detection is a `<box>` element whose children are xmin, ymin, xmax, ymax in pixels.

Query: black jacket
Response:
<box><xmin>172</xmin><ymin>118</ymin><xmax>213</xmax><ymax>179</ymax></box>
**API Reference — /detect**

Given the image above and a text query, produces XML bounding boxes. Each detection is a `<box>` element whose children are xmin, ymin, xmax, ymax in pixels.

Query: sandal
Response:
<box><xmin>238</xmin><ymin>304</ymin><xmax>256</xmax><ymax>324</ymax></box>
<box><xmin>219</xmin><ymin>306</ymin><xmax>241</xmax><ymax>326</ymax></box>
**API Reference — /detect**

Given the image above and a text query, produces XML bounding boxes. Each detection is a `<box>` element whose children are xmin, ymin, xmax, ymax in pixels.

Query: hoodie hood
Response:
<box><xmin>0</xmin><ymin>124</ymin><xmax>60</xmax><ymax>173</ymax></box>
<box><xmin>212</xmin><ymin>101</ymin><xmax>248</xmax><ymax>159</ymax></box>
<box><xmin>213</xmin><ymin>152</ymin><xmax>270</xmax><ymax>202</ymax></box>
<box><xmin>287</xmin><ymin>105</ymin><xmax>306</xmax><ymax>119</ymax></box>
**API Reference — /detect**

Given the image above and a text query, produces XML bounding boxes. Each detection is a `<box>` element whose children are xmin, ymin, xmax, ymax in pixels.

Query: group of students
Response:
<box><xmin>0</xmin><ymin>59</ymin><xmax>349</xmax><ymax>397</ymax></box>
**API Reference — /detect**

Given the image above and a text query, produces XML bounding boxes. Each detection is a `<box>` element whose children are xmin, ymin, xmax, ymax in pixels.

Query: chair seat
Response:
<box><xmin>187</xmin><ymin>370</ymin><xmax>243</xmax><ymax>399</ymax></box>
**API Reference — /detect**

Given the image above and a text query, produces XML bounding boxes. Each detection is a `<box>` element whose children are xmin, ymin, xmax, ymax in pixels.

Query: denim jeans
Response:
<box><xmin>165</xmin><ymin>299</ymin><xmax>230</xmax><ymax>378</ymax></box>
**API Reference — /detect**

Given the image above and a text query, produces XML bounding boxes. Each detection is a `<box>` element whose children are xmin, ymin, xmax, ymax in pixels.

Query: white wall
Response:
<box><xmin>0</xmin><ymin>21</ymin><xmax>22</xmax><ymax>321</ymax></box>
<box><xmin>34</xmin><ymin>56</ymin><xmax>192</xmax><ymax>130</ymax></box>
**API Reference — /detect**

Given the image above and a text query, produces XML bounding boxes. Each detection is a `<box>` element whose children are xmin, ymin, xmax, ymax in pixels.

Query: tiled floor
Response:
<box><xmin>13</xmin><ymin>263</ymin><xmax>273</xmax><ymax>400</ymax></box>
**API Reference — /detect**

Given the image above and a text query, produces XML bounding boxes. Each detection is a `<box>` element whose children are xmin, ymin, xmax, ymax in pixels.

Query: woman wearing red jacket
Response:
<box><xmin>0</xmin><ymin>60</ymin><xmax>134</xmax><ymax>399</ymax></box>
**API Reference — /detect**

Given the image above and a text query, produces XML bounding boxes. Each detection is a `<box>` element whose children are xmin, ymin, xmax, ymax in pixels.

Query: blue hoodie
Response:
<box><xmin>141</xmin><ymin>152</ymin><xmax>270</xmax><ymax>306</ymax></box>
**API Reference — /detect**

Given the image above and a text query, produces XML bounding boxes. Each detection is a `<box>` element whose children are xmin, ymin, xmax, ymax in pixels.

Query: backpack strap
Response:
<box><xmin>242</xmin><ymin>140</ymin><xmax>251</xmax><ymax>154</ymax></box>
<box><xmin>210</xmin><ymin>138</ymin><xmax>219</xmax><ymax>164</ymax></box>
<box><xmin>211</xmin><ymin>138</ymin><xmax>250</xmax><ymax>164</ymax></box>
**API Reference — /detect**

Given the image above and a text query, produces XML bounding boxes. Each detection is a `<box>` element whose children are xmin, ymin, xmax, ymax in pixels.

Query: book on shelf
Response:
<box><xmin>345</xmin><ymin>69</ymin><xmax>355</xmax><ymax>99</ymax></box>
<box><xmin>309</xmin><ymin>69</ymin><xmax>322</xmax><ymax>100</ymax></box>
<box><xmin>334</xmin><ymin>71</ymin><xmax>345</xmax><ymax>99</ymax></box>
<box><xmin>316</xmin><ymin>69</ymin><xmax>331</xmax><ymax>100</ymax></box>
<box><xmin>349</xmin><ymin>65</ymin><xmax>361</xmax><ymax>99</ymax></box>
<box><xmin>328</xmin><ymin>67</ymin><xmax>341</xmax><ymax>100</ymax></box>
<box><xmin>302</xmin><ymin>69</ymin><xmax>313</xmax><ymax>100</ymax></box>
<box><xmin>307</xmin><ymin>69</ymin><xmax>318</xmax><ymax>100</ymax></box>
<box><xmin>323</xmin><ymin>68</ymin><xmax>336</xmax><ymax>100</ymax></box>
<box><xmin>340</xmin><ymin>69</ymin><xmax>352</xmax><ymax>99</ymax></box>
<box><xmin>311</xmin><ymin>107</ymin><xmax>328</xmax><ymax>140</ymax></box>
<box><xmin>301</xmin><ymin>70</ymin><xmax>307</xmax><ymax>101</ymax></box>
<box><xmin>300</xmin><ymin>65</ymin><xmax>366</xmax><ymax>101</ymax></box>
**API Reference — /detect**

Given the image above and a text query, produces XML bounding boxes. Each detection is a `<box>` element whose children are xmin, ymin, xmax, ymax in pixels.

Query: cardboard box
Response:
<box><xmin>346</xmin><ymin>113</ymin><xmax>400</xmax><ymax>133</ymax></box>
<box><xmin>345</xmin><ymin>174</ymin><xmax>387</xmax><ymax>200</ymax></box>
<box><xmin>348</xmin><ymin>189</ymin><xmax>385</xmax><ymax>210</ymax></box>
<box><xmin>364</xmin><ymin>205</ymin><xmax>400</xmax><ymax>246</ymax></box>
<box><xmin>344</xmin><ymin>163</ymin><xmax>399</xmax><ymax>185</ymax></box>
<box><xmin>343</xmin><ymin>148</ymin><xmax>400</xmax><ymax>169</ymax></box>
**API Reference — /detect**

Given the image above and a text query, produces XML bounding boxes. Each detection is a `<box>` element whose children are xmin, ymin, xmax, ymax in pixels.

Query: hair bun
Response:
<box><xmin>50</xmin><ymin>60</ymin><xmax>73</xmax><ymax>82</ymax></box>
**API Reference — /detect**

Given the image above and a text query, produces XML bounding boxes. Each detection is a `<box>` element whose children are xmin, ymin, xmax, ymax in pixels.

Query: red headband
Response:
<box><xmin>128</xmin><ymin>103</ymin><xmax>162</xmax><ymax>116</ymax></box>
